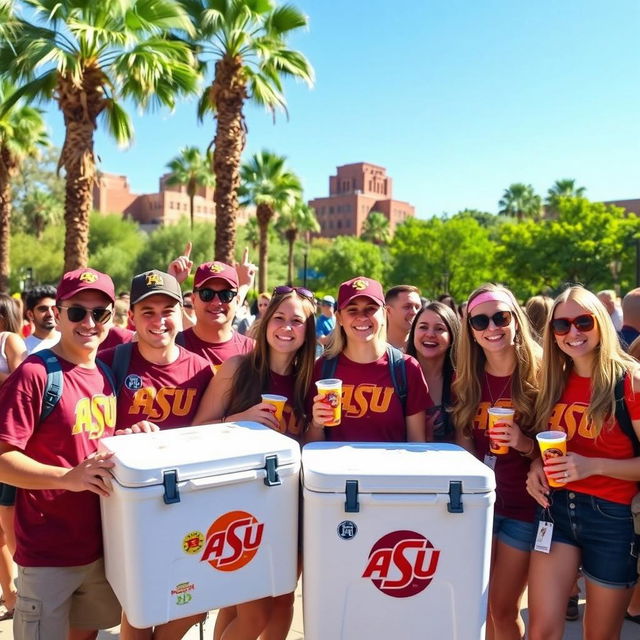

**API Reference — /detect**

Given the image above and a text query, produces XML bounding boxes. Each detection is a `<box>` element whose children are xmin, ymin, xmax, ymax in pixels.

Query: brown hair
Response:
<box><xmin>0</xmin><ymin>294</ymin><xmax>23</xmax><ymax>334</ymax></box>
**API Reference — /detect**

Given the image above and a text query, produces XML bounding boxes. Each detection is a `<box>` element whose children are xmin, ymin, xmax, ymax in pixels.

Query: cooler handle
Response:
<box><xmin>186</xmin><ymin>469</ymin><xmax>262</xmax><ymax>490</ymax></box>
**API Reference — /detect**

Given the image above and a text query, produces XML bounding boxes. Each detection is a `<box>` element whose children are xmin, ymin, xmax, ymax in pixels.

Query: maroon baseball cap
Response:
<box><xmin>337</xmin><ymin>276</ymin><xmax>385</xmax><ymax>310</ymax></box>
<box><xmin>56</xmin><ymin>268</ymin><xmax>115</xmax><ymax>304</ymax></box>
<box><xmin>194</xmin><ymin>261</ymin><xmax>239</xmax><ymax>289</ymax></box>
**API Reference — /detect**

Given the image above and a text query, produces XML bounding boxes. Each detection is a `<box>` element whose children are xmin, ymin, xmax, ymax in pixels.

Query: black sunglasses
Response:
<box><xmin>272</xmin><ymin>285</ymin><xmax>314</xmax><ymax>301</ymax></box>
<box><xmin>57</xmin><ymin>305</ymin><xmax>112</xmax><ymax>324</ymax></box>
<box><xmin>551</xmin><ymin>314</ymin><xmax>595</xmax><ymax>336</ymax></box>
<box><xmin>469</xmin><ymin>310</ymin><xmax>513</xmax><ymax>331</ymax></box>
<box><xmin>195</xmin><ymin>288</ymin><xmax>237</xmax><ymax>304</ymax></box>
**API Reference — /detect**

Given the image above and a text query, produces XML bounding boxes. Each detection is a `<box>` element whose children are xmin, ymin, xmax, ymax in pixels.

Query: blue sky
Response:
<box><xmin>43</xmin><ymin>0</ymin><xmax>640</xmax><ymax>217</ymax></box>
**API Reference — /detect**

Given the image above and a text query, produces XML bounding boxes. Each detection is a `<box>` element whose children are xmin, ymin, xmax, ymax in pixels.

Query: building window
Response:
<box><xmin>329</xmin><ymin>206</ymin><xmax>334</xmax><ymax>214</ymax></box>
<box><xmin>337</xmin><ymin>220</ymin><xmax>342</xmax><ymax>229</ymax></box>
<box><xmin>346</xmin><ymin>219</ymin><xmax>351</xmax><ymax>228</ymax></box>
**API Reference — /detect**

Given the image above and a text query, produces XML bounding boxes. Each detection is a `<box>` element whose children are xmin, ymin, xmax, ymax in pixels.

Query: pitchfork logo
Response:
<box><xmin>362</xmin><ymin>530</ymin><xmax>440</xmax><ymax>598</ymax></box>
<box><xmin>200</xmin><ymin>510</ymin><xmax>264</xmax><ymax>572</ymax></box>
<box><xmin>79</xmin><ymin>271</ymin><xmax>98</xmax><ymax>283</ymax></box>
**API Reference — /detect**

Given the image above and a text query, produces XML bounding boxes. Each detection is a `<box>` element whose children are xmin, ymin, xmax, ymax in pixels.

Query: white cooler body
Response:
<box><xmin>99</xmin><ymin>422</ymin><xmax>300</xmax><ymax>628</ymax></box>
<box><xmin>302</xmin><ymin>442</ymin><xmax>496</xmax><ymax>640</ymax></box>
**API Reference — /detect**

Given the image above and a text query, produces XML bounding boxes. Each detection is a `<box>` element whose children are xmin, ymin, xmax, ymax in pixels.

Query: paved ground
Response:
<box><xmin>0</xmin><ymin>583</ymin><xmax>637</xmax><ymax>639</ymax></box>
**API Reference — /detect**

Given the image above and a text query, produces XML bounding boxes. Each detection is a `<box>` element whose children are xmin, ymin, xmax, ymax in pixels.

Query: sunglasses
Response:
<box><xmin>468</xmin><ymin>310</ymin><xmax>513</xmax><ymax>331</ymax></box>
<box><xmin>551</xmin><ymin>313</ymin><xmax>595</xmax><ymax>336</ymax></box>
<box><xmin>272</xmin><ymin>285</ymin><xmax>314</xmax><ymax>301</ymax></box>
<box><xmin>195</xmin><ymin>288</ymin><xmax>237</xmax><ymax>304</ymax></box>
<box><xmin>57</xmin><ymin>305</ymin><xmax>112</xmax><ymax>324</ymax></box>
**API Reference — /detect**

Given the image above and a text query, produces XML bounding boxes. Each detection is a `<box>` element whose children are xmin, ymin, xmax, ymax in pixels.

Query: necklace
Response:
<box><xmin>485</xmin><ymin>371</ymin><xmax>512</xmax><ymax>406</ymax></box>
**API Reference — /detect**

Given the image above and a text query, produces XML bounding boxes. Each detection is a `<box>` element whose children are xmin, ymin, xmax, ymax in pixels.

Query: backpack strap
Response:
<box><xmin>321</xmin><ymin>355</ymin><xmax>338</xmax><ymax>379</ymax></box>
<box><xmin>615</xmin><ymin>374</ymin><xmax>640</xmax><ymax>456</ymax></box>
<box><xmin>176</xmin><ymin>331</ymin><xmax>186</xmax><ymax>348</ymax></box>
<box><xmin>110</xmin><ymin>342</ymin><xmax>134</xmax><ymax>394</ymax></box>
<box><xmin>386</xmin><ymin>345</ymin><xmax>408</xmax><ymax>413</ymax></box>
<box><xmin>32</xmin><ymin>348</ymin><xmax>63</xmax><ymax>422</ymax></box>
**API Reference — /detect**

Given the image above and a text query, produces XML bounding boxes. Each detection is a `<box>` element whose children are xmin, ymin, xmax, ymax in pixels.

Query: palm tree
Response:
<box><xmin>546</xmin><ymin>179</ymin><xmax>586</xmax><ymax>210</ymax></box>
<box><xmin>498</xmin><ymin>183</ymin><xmax>542</xmax><ymax>222</ymax></box>
<box><xmin>165</xmin><ymin>146</ymin><xmax>215</xmax><ymax>230</ymax></box>
<box><xmin>239</xmin><ymin>150</ymin><xmax>301</xmax><ymax>290</ymax></box>
<box><xmin>360</xmin><ymin>211</ymin><xmax>390</xmax><ymax>245</ymax></box>
<box><xmin>1</xmin><ymin>0</ymin><xmax>198</xmax><ymax>271</ymax></box>
<box><xmin>20</xmin><ymin>188</ymin><xmax>63</xmax><ymax>240</ymax></box>
<box><xmin>0</xmin><ymin>79</ymin><xmax>48</xmax><ymax>292</ymax></box>
<box><xmin>188</xmin><ymin>0</ymin><xmax>314</xmax><ymax>264</ymax></box>
<box><xmin>275</xmin><ymin>198</ymin><xmax>319</xmax><ymax>285</ymax></box>
<box><xmin>242</xmin><ymin>215</ymin><xmax>260</xmax><ymax>251</ymax></box>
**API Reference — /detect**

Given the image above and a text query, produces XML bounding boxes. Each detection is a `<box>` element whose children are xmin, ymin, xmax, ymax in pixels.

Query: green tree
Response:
<box><xmin>453</xmin><ymin>208</ymin><xmax>503</xmax><ymax>229</ymax></box>
<box><xmin>0</xmin><ymin>78</ymin><xmax>48</xmax><ymax>292</ymax></box>
<box><xmin>275</xmin><ymin>199</ymin><xmax>319</xmax><ymax>285</ymax></box>
<box><xmin>239</xmin><ymin>150</ymin><xmax>301</xmax><ymax>290</ymax></box>
<box><xmin>498</xmin><ymin>183</ymin><xmax>542</xmax><ymax>222</ymax></box>
<box><xmin>360</xmin><ymin>211</ymin><xmax>390</xmax><ymax>246</ymax></box>
<box><xmin>165</xmin><ymin>146</ymin><xmax>215</xmax><ymax>230</ymax></box>
<box><xmin>1</xmin><ymin>0</ymin><xmax>198</xmax><ymax>271</ymax></box>
<box><xmin>545</xmin><ymin>179</ymin><xmax>587</xmax><ymax>214</ymax></box>
<box><xmin>20</xmin><ymin>189</ymin><xmax>62</xmax><ymax>240</ymax></box>
<box><xmin>189</xmin><ymin>0</ymin><xmax>314</xmax><ymax>264</ymax></box>
<box><xmin>9</xmin><ymin>224</ymin><xmax>64</xmax><ymax>292</ymax></box>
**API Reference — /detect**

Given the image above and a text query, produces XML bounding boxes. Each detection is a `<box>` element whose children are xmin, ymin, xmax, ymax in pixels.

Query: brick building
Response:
<box><xmin>308</xmin><ymin>162</ymin><xmax>415</xmax><ymax>238</ymax></box>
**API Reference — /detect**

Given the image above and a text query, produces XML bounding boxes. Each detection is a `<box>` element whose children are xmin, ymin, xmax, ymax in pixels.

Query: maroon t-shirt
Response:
<box><xmin>179</xmin><ymin>328</ymin><xmax>255</xmax><ymax>371</ymax></box>
<box><xmin>471</xmin><ymin>372</ymin><xmax>536</xmax><ymax>522</ymax></box>
<box><xmin>100</xmin><ymin>345</ymin><xmax>213</xmax><ymax>430</ymax></box>
<box><xmin>0</xmin><ymin>355</ymin><xmax>117</xmax><ymax>567</ymax></box>
<box><xmin>268</xmin><ymin>371</ymin><xmax>304</xmax><ymax>442</ymax></box>
<box><xmin>101</xmin><ymin>326</ymin><xmax>134</xmax><ymax>350</ymax></box>
<box><xmin>310</xmin><ymin>352</ymin><xmax>432</xmax><ymax>442</ymax></box>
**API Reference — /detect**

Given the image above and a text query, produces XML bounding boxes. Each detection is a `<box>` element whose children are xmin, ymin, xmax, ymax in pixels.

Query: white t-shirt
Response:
<box><xmin>24</xmin><ymin>332</ymin><xmax>60</xmax><ymax>354</ymax></box>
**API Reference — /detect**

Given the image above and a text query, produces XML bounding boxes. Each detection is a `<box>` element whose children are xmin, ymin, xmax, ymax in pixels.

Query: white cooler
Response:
<box><xmin>302</xmin><ymin>442</ymin><xmax>495</xmax><ymax>640</ymax></box>
<box><xmin>98</xmin><ymin>422</ymin><xmax>300</xmax><ymax>628</ymax></box>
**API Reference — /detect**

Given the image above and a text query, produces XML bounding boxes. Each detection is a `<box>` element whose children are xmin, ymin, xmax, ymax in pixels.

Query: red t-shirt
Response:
<box><xmin>0</xmin><ymin>355</ymin><xmax>117</xmax><ymax>567</ymax></box>
<box><xmin>268</xmin><ymin>371</ymin><xmax>304</xmax><ymax>442</ymax></box>
<box><xmin>99</xmin><ymin>345</ymin><xmax>213</xmax><ymax>430</ymax></box>
<box><xmin>471</xmin><ymin>372</ymin><xmax>536</xmax><ymax>522</ymax></box>
<box><xmin>101</xmin><ymin>326</ymin><xmax>134</xmax><ymax>350</ymax></box>
<box><xmin>180</xmin><ymin>328</ymin><xmax>255</xmax><ymax>371</ymax></box>
<box><xmin>543</xmin><ymin>371</ymin><xmax>640</xmax><ymax>504</ymax></box>
<box><xmin>310</xmin><ymin>352</ymin><xmax>432</xmax><ymax>442</ymax></box>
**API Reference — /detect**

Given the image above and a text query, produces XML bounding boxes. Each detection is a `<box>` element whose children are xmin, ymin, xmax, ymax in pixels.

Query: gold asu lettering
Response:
<box><xmin>72</xmin><ymin>395</ymin><xmax>116</xmax><ymax>439</ymax></box>
<box><xmin>342</xmin><ymin>384</ymin><xmax>394</xmax><ymax>419</ymax></box>
<box><xmin>128</xmin><ymin>387</ymin><xmax>197</xmax><ymax>422</ymax></box>
<box><xmin>547</xmin><ymin>402</ymin><xmax>592</xmax><ymax>440</ymax></box>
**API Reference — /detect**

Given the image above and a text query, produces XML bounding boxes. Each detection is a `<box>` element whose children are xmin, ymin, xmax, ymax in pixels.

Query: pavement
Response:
<box><xmin>0</xmin><ymin>582</ymin><xmax>637</xmax><ymax>639</ymax></box>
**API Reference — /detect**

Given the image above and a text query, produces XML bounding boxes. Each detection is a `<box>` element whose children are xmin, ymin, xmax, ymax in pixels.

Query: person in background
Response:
<box><xmin>246</xmin><ymin>292</ymin><xmax>271</xmax><ymax>339</ymax></box>
<box><xmin>315</xmin><ymin>295</ymin><xmax>336</xmax><ymax>350</ymax></box>
<box><xmin>385</xmin><ymin>285</ymin><xmax>422</xmax><ymax>351</ymax></box>
<box><xmin>181</xmin><ymin>291</ymin><xmax>196</xmax><ymax>329</ymax></box>
<box><xmin>525</xmin><ymin>295</ymin><xmax>553</xmax><ymax>344</ymax></box>
<box><xmin>619</xmin><ymin>287</ymin><xmax>640</xmax><ymax>349</ymax></box>
<box><xmin>406</xmin><ymin>301</ymin><xmax>460</xmax><ymax>443</ymax></box>
<box><xmin>23</xmin><ymin>285</ymin><xmax>59</xmax><ymax>354</ymax></box>
<box><xmin>0</xmin><ymin>295</ymin><xmax>27</xmax><ymax>384</ymax></box>
<box><xmin>597</xmin><ymin>289</ymin><xmax>623</xmax><ymax>332</ymax></box>
<box><xmin>112</xmin><ymin>299</ymin><xmax>129</xmax><ymax>329</ymax></box>
<box><xmin>234</xmin><ymin>298</ymin><xmax>255</xmax><ymax>336</ymax></box>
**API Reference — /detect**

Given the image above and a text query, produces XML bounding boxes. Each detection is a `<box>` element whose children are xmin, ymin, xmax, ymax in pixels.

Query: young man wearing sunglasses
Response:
<box><xmin>0</xmin><ymin>268</ymin><xmax>121</xmax><ymax>639</ymax></box>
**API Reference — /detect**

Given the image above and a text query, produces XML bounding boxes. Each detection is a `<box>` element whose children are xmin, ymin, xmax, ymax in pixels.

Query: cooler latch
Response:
<box><xmin>264</xmin><ymin>455</ymin><xmax>281</xmax><ymax>487</ymax></box>
<box><xmin>162</xmin><ymin>469</ymin><xmax>180</xmax><ymax>505</ymax></box>
<box><xmin>345</xmin><ymin>480</ymin><xmax>360</xmax><ymax>513</ymax></box>
<box><xmin>447</xmin><ymin>480</ymin><xmax>463</xmax><ymax>513</ymax></box>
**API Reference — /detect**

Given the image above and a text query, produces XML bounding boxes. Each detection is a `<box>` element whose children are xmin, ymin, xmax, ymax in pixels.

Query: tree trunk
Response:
<box><xmin>189</xmin><ymin>193</ymin><xmax>195</xmax><ymax>230</ymax></box>
<box><xmin>211</xmin><ymin>56</ymin><xmax>247</xmax><ymax>264</ymax></box>
<box><xmin>0</xmin><ymin>176</ymin><xmax>11</xmax><ymax>294</ymax></box>
<box><xmin>256</xmin><ymin>203</ymin><xmax>273</xmax><ymax>291</ymax></box>
<box><xmin>285</xmin><ymin>228</ymin><xmax>297</xmax><ymax>286</ymax></box>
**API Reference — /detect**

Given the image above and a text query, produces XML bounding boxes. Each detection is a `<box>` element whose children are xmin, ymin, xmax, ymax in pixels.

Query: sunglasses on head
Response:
<box><xmin>57</xmin><ymin>305</ymin><xmax>112</xmax><ymax>324</ymax></box>
<box><xmin>551</xmin><ymin>313</ymin><xmax>595</xmax><ymax>336</ymax></box>
<box><xmin>468</xmin><ymin>310</ymin><xmax>513</xmax><ymax>331</ymax></box>
<box><xmin>272</xmin><ymin>285</ymin><xmax>314</xmax><ymax>301</ymax></box>
<box><xmin>195</xmin><ymin>288</ymin><xmax>237</xmax><ymax>304</ymax></box>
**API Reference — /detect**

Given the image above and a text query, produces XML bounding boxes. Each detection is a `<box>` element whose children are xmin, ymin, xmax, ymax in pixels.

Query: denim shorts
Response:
<box><xmin>493</xmin><ymin>513</ymin><xmax>535</xmax><ymax>552</ymax></box>
<box><xmin>538</xmin><ymin>489</ymin><xmax>638</xmax><ymax>589</ymax></box>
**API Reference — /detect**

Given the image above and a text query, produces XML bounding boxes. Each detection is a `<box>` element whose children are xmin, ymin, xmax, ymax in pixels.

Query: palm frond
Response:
<box><xmin>101</xmin><ymin>98</ymin><xmax>133</xmax><ymax>146</ymax></box>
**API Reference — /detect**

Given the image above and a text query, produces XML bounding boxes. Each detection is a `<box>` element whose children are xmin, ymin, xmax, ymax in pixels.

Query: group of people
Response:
<box><xmin>0</xmin><ymin>247</ymin><xmax>639</xmax><ymax>640</ymax></box>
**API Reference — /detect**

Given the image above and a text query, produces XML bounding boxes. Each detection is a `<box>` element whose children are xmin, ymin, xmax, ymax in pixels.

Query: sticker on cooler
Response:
<box><xmin>362</xmin><ymin>530</ymin><xmax>441</xmax><ymax>598</ymax></box>
<box><xmin>199</xmin><ymin>510</ymin><xmax>265</xmax><ymax>572</ymax></box>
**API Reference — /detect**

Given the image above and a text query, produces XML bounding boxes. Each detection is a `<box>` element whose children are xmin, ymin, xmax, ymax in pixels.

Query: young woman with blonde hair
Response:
<box><xmin>526</xmin><ymin>285</ymin><xmax>640</xmax><ymax>640</ymax></box>
<box><xmin>452</xmin><ymin>283</ymin><xmax>541</xmax><ymax>640</ymax></box>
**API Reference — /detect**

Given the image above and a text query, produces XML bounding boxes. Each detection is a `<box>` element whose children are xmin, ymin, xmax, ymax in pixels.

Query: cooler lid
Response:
<box><xmin>302</xmin><ymin>442</ymin><xmax>495</xmax><ymax>494</ymax></box>
<box><xmin>99</xmin><ymin>421</ymin><xmax>300</xmax><ymax>488</ymax></box>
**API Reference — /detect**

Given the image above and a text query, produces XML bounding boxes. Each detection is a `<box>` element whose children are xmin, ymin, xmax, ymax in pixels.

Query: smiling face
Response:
<box><xmin>257</xmin><ymin>295</ymin><xmax>271</xmax><ymax>316</ymax></box>
<box><xmin>468</xmin><ymin>300</ymin><xmax>516</xmax><ymax>356</ymax></box>
<box><xmin>337</xmin><ymin>295</ymin><xmax>385</xmax><ymax>345</ymax></box>
<box><xmin>413</xmin><ymin>308</ymin><xmax>451</xmax><ymax>360</ymax></box>
<box><xmin>28</xmin><ymin>297</ymin><xmax>56</xmax><ymax>333</ymax></box>
<box><xmin>552</xmin><ymin>299</ymin><xmax>600</xmax><ymax>365</ymax></box>
<box><xmin>387</xmin><ymin>291</ymin><xmax>422</xmax><ymax>334</ymax></box>
<box><xmin>265</xmin><ymin>295</ymin><xmax>309</xmax><ymax>355</ymax></box>
<box><xmin>192</xmin><ymin>277</ymin><xmax>239</xmax><ymax>329</ymax></box>
<box><xmin>131</xmin><ymin>294</ymin><xmax>182</xmax><ymax>350</ymax></box>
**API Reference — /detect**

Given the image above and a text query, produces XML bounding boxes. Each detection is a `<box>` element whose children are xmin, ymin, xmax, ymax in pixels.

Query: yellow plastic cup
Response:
<box><xmin>536</xmin><ymin>430</ymin><xmax>567</xmax><ymax>488</ymax></box>
<box><xmin>261</xmin><ymin>394</ymin><xmax>287</xmax><ymax>423</ymax></box>
<box><xmin>315</xmin><ymin>378</ymin><xmax>342</xmax><ymax>427</ymax></box>
<box><xmin>487</xmin><ymin>407</ymin><xmax>514</xmax><ymax>455</ymax></box>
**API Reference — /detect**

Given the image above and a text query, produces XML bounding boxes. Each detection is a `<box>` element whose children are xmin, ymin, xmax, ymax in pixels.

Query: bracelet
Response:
<box><xmin>519</xmin><ymin>438</ymin><xmax>535</xmax><ymax>457</ymax></box>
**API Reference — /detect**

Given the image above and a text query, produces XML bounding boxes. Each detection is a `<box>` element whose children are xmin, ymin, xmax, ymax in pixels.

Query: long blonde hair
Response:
<box><xmin>452</xmin><ymin>283</ymin><xmax>541</xmax><ymax>436</ymax></box>
<box><xmin>535</xmin><ymin>285</ymin><xmax>637</xmax><ymax>436</ymax></box>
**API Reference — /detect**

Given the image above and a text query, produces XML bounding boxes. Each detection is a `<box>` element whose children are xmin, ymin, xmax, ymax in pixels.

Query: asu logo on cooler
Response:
<box><xmin>362</xmin><ymin>530</ymin><xmax>440</xmax><ymax>598</ymax></box>
<box><xmin>79</xmin><ymin>271</ymin><xmax>98</xmax><ymax>283</ymax></box>
<box><xmin>200</xmin><ymin>510</ymin><xmax>264</xmax><ymax>572</ymax></box>
<box><xmin>210</xmin><ymin>263</ymin><xmax>225</xmax><ymax>273</ymax></box>
<box><xmin>352</xmin><ymin>278</ymin><xmax>368</xmax><ymax>291</ymax></box>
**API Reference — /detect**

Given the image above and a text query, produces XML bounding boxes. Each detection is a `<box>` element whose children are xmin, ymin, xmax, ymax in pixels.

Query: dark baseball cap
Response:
<box><xmin>194</xmin><ymin>261</ymin><xmax>239</xmax><ymax>289</ymax></box>
<box><xmin>337</xmin><ymin>276</ymin><xmax>385</xmax><ymax>310</ymax></box>
<box><xmin>56</xmin><ymin>268</ymin><xmax>115</xmax><ymax>304</ymax></box>
<box><xmin>130</xmin><ymin>270</ymin><xmax>183</xmax><ymax>306</ymax></box>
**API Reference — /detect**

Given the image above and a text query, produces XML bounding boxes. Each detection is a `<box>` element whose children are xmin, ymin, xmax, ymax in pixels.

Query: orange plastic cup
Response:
<box><xmin>536</xmin><ymin>431</ymin><xmax>567</xmax><ymax>488</ymax></box>
<box><xmin>315</xmin><ymin>379</ymin><xmax>342</xmax><ymax>427</ymax></box>
<box><xmin>487</xmin><ymin>407</ymin><xmax>514</xmax><ymax>455</ymax></box>
<box><xmin>261</xmin><ymin>394</ymin><xmax>287</xmax><ymax>423</ymax></box>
